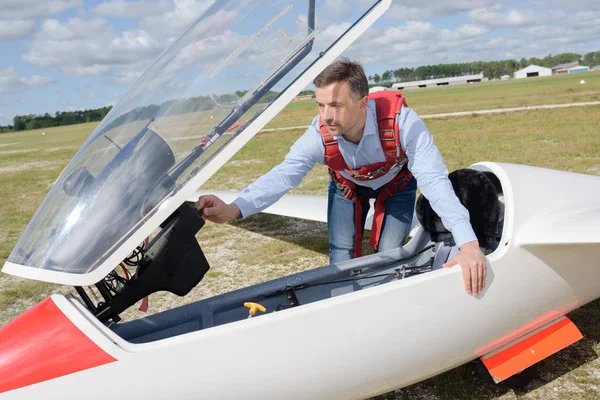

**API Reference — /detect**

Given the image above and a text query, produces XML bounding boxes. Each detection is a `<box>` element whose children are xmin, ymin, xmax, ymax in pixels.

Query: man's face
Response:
<box><xmin>315</xmin><ymin>81</ymin><xmax>367</xmax><ymax>137</ymax></box>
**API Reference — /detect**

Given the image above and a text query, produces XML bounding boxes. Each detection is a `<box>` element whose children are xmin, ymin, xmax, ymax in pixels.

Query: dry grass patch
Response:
<box><xmin>0</xmin><ymin>160</ymin><xmax>64</xmax><ymax>173</ymax></box>
<box><xmin>0</xmin><ymin>276</ymin><xmax>65</xmax><ymax>325</ymax></box>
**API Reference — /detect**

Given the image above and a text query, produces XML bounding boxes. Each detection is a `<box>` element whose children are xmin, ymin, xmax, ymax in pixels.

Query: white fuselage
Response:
<box><xmin>6</xmin><ymin>162</ymin><xmax>600</xmax><ymax>400</ymax></box>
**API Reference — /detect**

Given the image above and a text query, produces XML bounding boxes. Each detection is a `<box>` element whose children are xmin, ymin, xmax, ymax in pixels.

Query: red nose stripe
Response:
<box><xmin>0</xmin><ymin>297</ymin><xmax>117</xmax><ymax>393</ymax></box>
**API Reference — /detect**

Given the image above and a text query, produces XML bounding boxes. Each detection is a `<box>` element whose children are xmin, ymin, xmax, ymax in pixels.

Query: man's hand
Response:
<box><xmin>443</xmin><ymin>241</ymin><xmax>487</xmax><ymax>295</ymax></box>
<box><xmin>195</xmin><ymin>195</ymin><xmax>241</xmax><ymax>224</ymax></box>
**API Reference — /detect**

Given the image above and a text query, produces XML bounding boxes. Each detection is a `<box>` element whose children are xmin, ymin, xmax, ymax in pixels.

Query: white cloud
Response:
<box><xmin>502</xmin><ymin>9</ymin><xmax>600</xmax><ymax>57</ymax></box>
<box><xmin>521</xmin><ymin>22</ymin><xmax>600</xmax><ymax>47</ymax></box>
<box><xmin>25</xmin><ymin>75</ymin><xmax>54</xmax><ymax>87</ymax></box>
<box><xmin>386</xmin><ymin>0</ymin><xmax>500</xmax><ymax>20</ymax></box>
<box><xmin>360</xmin><ymin>21</ymin><xmax>440</xmax><ymax>51</ymax></box>
<box><xmin>62</xmin><ymin>65</ymin><xmax>112</xmax><ymax>76</ymax></box>
<box><xmin>92</xmin><ymin>0</ymin><xmax>173</xmax><ymax>18</ymax></box>
<box><xmin>340</xmin><ymin>21</ymin><xmax>503</xmax><ymax>69</ymax></box>
<box><xmin>111</xmin><ymin>61</ymin><xmax>151</xmax><ymax>85</ymax></box>
<box><xmin>1</xmin><ymin>0</ymin><xmax>81</xmax><ymax>20</ymax></box>
<box><xmin>572</xmin><ymin>10</ymin><xmax>600</xmax><ymax>30</ymax></box>
<box><xmin>139</xmin><ymin>0</ymin><xmax>213</xmax><ymax>39</ymax></box>
<box><xmin>531</xmin><ymin>0</ymin><xmax>600</xmax><ymax>11</ymax></box>
<box><xmin>322</xmin><ymin>0</ymin><xmax>352</xmax><ymax>19</ymax></box>
<box><xmin>0</xmin><ymin>67</ymin><xmax>53</xmax><ymax>94</ymax></box>
<box><xmin>22</xmin><ymin>18</ymin><xmax>162</xmax><ymax>71</ymax></box>
<box><xmin>468</xmin><ymin>8</ymin><xmax>564</xmax><ymax>28</ymax></box>
<box><xmin>0</xmin><ymin>20</ymin><xmax>36</xmax><ymax>41</ymax></box>
<box><xmin>333</xmin><ymin>1</ymin><xmax>600</xmax><ymax>73</ymax></box>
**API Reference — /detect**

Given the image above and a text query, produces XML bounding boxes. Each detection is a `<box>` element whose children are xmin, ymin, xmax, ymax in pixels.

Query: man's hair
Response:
<box><xmin>313</xmin><ymin>58</ymin><xmax>369</xmax><ymax>100</ymax></box>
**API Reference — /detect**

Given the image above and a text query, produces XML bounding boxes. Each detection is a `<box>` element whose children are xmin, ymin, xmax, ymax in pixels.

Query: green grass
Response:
<box><xmin>406</xmin><ymin>71</ymin><xmax>600</xmax><ymax>115</ymax></box>
<box><xmin>1</xmin><ymin>74</ymin><xmax>600</xmax><ymax>399</ymax></box>
<box><xmin>262</xmin><ymin>71</ymin><xmax>600</xmax><ymax>129</ymax></box>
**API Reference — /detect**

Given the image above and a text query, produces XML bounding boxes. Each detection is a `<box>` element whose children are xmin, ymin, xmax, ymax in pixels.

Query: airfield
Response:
<box><xmin>1</xmin><ymin>71</ymin><xmax>600</xmax><ymax>399</ymax></box>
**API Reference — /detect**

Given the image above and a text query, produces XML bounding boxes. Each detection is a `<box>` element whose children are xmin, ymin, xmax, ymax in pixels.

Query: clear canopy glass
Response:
<box><xmin>7</xmin><ymin>0</ymin><xmax>383</xmax><ymax>277</ymax></box>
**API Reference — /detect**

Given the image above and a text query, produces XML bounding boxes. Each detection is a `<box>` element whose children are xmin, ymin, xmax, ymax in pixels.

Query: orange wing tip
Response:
<box><xmin>480</xmin><ymin>316</ymin><xmax>583</xmax><ymax>383</ymax></box>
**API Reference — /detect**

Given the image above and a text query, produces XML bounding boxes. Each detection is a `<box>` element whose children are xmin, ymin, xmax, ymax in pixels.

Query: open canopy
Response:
<box><xmin>3</xmin><ymin>0</ymin><xmax>391</xmax><ymax>286</ymax></box>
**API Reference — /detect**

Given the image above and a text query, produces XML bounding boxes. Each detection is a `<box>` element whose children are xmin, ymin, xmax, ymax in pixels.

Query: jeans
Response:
<box><xmin>327</xmin><ymin>177</ymin><xmax>417</xmax><ymax>264</ymax></box>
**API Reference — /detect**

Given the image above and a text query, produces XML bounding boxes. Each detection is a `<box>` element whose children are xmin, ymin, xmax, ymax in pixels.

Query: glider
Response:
<box><xmin>1</xmin><ymin>1</ymin><xmax>597</xmax><ymax>398</ymax></box>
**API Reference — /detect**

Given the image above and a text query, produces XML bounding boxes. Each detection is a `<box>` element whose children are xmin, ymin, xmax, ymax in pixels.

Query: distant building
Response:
<box><xmin>552</xmin><ymin>61</ymin><xmax>579</xmax><ymax>75</ymax></box>
<box><xmin>391</xmin><ymin>74</ymin><xmax>487</xmax><ymax>90</ymax></box>
<box><xmin>592</xmin><ymin>65</ymin><xmax>600</xmax><ymax>71</ymax></box>
<box><xmin>368</xmin><ymin>86</ymin><xmax>389</xmax><ymax>93</ymax></box>
<box><xmin>514</xmin><ymin>65</ymin><xmax>552</xmax><ymax>79</ymax></box>
<box><xmin>568</xmin><ymin>66</ymin><xmax>590</xmax><ymax>74</ymax></box>
<box><xmin>500</xmin><ymin>75</ymin><xmax>510</xmax><ymax>80</ymax></box>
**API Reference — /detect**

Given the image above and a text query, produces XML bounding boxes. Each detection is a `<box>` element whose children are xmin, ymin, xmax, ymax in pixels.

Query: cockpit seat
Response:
<box><xmin>415</xmin><ymin>168</ymin><xmax>502</xmax><ymax>268</ymax></box>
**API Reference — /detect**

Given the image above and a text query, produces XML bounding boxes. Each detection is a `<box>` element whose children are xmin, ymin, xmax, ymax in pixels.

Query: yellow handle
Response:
<box><xmin>244</xmin><ymin>302</ymin><xmax>266</xmax><ymax>316</ymax></box>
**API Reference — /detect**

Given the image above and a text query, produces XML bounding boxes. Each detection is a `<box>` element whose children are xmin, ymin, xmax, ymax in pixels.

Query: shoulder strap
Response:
<box><xmin>368</xmin><ymin>90</ymin><xmax>408</xmax><ymax>166</ymax></box>
<box><xmin>318</xmin><ymin>120</ymin><xmax>346</xmax><ymax>171</ymax></box>
<box><xmin>319</xmin><ymin>90</ymin><xmax>409</xmax><ymax>171</ymax></box>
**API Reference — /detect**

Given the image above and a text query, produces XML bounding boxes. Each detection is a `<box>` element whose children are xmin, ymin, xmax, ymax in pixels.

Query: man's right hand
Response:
<box><xmin>195</xmin><ymin>195</ymin><xmax>241</xmax><ymax>224</ymax></box>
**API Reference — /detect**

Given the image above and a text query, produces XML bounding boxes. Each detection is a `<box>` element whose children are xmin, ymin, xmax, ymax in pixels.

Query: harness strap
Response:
<box><xmin>368</xmin><ymin>174</ymin><xmax>411</xmax><ymax>251</ymax></box>
<box><xmin>354</xmin><ymin>196</ymin><xmax>368</xmax><ymax>258</ymax></box>
<box><xmin>330</xmin><ymin>170</ymin><xmax>411</xmax><ymax>256</ymax></box>
<box><xmin>319</xmin><ymin>90</ymin><xmax>409</xmax><ymax>175</ymax></box>
<box><xmin>374</xmin><ymin>92</ymin><xmax>407</xmax><ymax>166</ymax></box>
<box><xmin>321</xmin><ymin>90</ymin><xmax>413</xmax><ymax>257</ymax></box>
<box><xmin>321</xmin><ymin>132</ymin><xmax>346</xmax><ymax>171</ymax></box>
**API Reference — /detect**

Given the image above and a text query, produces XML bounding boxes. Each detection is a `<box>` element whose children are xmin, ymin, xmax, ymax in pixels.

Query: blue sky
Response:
<box><xmin>1</xmin><ymin>0</ymin><xmax>599</xmax><ymax>126</ymax></box>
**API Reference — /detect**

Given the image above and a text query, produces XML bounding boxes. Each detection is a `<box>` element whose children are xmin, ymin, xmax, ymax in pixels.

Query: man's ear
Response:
<box><xmin>359</xmin><ymin>96</ymin><xmax>368</xmax><ymax>112</ymax></box>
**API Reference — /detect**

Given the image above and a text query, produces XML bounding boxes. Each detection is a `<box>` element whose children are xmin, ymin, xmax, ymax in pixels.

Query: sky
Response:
<box><xmin>0</xmin><ymin>0</ymin><xmax>599</xmax><ymax>126</ymax></box>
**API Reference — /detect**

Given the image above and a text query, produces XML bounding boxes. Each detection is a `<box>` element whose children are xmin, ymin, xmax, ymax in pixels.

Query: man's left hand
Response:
<box><xmin>443</xmin><ymin>241</ymin><xmax>487</xmax><ymax>296</ymax></box>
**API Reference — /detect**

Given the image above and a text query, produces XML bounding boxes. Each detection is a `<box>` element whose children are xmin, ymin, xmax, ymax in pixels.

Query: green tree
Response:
<box><xmin>13</xmin><ymin>116</ymin><xmax>24</xmax><ymax>131</ymax></box>
<box><xmin>583</xmin><ymin>51</ymin><xmax>600</xmax><ymax>66</ymax></box>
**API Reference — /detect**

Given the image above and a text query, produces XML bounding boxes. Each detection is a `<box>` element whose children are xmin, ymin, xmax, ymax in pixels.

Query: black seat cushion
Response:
<box><xmin>416</xmin><ymin>168</ymin><xmax>501</xmax><ymax>248</ymax></box>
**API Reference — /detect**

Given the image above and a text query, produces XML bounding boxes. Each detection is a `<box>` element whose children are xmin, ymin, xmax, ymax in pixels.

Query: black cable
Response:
<box><xmin>103</xmin><ymin>270</ymin><xmax>129</xmax><ymax>295</ymax></box>
<box><xmin>299</xmin><ymin>273</ymin><xmax>399</xmax><ymax>288</ymax></box>
<box><xmin>262</xmin><ymin>243</ymin><xmax>438</xmax><ymax>301</ymax></box>
<box><xmin>264</xmin><ymin>260</ymin><xmax>434</xmax><ymax>301</ymax></box>
<box><xmin>123</xmin><ymin>243</ymin><xmax>146</xmax><ymax>266</ymax></box>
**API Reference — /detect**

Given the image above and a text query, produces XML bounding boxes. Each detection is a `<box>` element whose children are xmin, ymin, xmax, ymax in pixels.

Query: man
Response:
<box><xmin>196</xmin><ymin>59</ymin><xmax>487</xmax><ymax>295</ymax></box>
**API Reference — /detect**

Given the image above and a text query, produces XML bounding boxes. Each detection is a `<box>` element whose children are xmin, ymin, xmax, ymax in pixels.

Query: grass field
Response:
<box><xmin>1</xmin><ymin>72</ymin><xmax>600</xmax><ymax>399</ymax></box>
<box><xmin>262</xmin><ymin>71</ymin><xmax>600</xmax><ymax>129</ymax></box>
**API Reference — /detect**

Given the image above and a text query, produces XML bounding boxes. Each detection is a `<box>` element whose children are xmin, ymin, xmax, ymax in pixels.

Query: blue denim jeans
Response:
<box><xmin>327</xmin><ymin>177</ymin><xmax>417</xmax><ymax>264</ymax></box>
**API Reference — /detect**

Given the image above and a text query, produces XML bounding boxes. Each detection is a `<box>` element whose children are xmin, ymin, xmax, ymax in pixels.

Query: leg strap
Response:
<box><xmin>369</xmin><ymin>176</ymin><xmax>412</xmax><ymax>251</ymax></box>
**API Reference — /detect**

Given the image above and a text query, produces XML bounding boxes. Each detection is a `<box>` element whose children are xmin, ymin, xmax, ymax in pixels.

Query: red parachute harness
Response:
<box><xmin>319</xmin><ymin>91</ymin><xmax>413</xmax><ymax>257</ymax></box>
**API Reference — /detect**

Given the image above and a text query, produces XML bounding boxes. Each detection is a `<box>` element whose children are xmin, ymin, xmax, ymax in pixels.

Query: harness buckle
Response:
<box><xmin>322</xmin><ymin>134</ymin><xmax>338</xmax><ymax>146</ymax></box>
<box><xmin>350</xmin><ymin>166</ymin><xmax>386</xmax><ymax>180</ymax></box>
<box><xmin>388</xmin><ymin>163</ymin><xmax>401</xmax><ymax>176</ymax></box>
<box><xmin>379</xmin><ymin>129</ymin><xmax>395</xmax><ymax>141</ymax></box>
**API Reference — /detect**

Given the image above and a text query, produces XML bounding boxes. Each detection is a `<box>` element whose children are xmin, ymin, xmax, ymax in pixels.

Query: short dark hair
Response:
<box><xmin>313</xmin><ymin>58</ymin><xmax>369</xmax><ymax>100</ymax></box>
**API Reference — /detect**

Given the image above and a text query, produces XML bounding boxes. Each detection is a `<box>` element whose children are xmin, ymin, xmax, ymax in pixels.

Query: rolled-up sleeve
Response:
<box><xmin>400</xmin><ymin>107</ymin><xmax>477</xmax><ymax>247</ymax></box>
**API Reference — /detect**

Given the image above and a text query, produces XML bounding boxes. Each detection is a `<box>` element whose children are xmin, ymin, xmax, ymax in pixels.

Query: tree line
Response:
<box><xmin>1</xmin><ymin>106</ymin><xmax>113</xmax><ymax>133</ymax></box>
<box><xmin>2</xmin><ymin>51</ymin><xmax>599</xmax><ymax>133</ymax></box>
<box><xmin>0</xmin><ymin>89</ymin><xmax>284</xmax><ymax>134</ymax></box>
<box><xmin>368</xmin><ymin>51</ymin><xmax>600</xmax><ymax>85</ymax></box>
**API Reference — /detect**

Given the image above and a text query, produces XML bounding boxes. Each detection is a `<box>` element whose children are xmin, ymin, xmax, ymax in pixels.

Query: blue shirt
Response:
<box><xmin>233</xmin><ymin>100</ymin><xmax>477</xmax><ymax>248</ymax></box>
